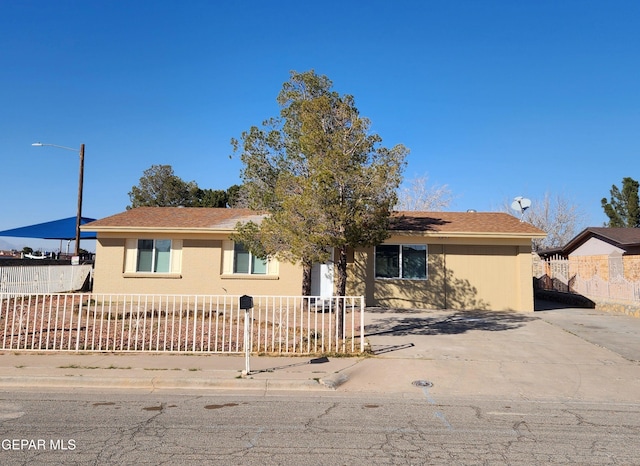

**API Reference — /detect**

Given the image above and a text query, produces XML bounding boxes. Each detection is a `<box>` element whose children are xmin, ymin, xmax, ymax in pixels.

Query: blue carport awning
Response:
<box><xmin>0</xmin><ymin>217</ymin><xmax>97</xmax><ymax>240</ymax></box>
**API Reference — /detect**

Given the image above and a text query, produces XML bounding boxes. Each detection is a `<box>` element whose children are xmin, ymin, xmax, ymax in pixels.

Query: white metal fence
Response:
<box><xmin>0</xmin><ymin>293</ymin><xmax>365</xmax><ymax>355</ymax></box>
<box><xmin>0</xmin><ymin>265</ymin><xmax>92</xmax><ymax>294</ymax></box>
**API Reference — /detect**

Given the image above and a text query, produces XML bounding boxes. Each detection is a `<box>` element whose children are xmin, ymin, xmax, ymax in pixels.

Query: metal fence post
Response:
<box><xmin>360</xmin><ymin>296</ymin><xmax>365</xmax><ymax>353</ymax></box>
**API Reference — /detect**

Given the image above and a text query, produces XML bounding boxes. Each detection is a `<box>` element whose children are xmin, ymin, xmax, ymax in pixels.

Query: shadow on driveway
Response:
<box><xmin>365</xmin><ymin>309</ymin><xmax>536</xmax><ymax>338</ymax></box>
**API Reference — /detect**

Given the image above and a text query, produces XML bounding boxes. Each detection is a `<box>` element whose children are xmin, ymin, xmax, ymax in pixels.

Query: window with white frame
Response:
<box><xmin>136</xmin><ymin>239</ymin><xmax>172</xmax><ymax>273</ymax></box>
<box><xmin>233</xmin><ymin>242</ymin><xmax>267</xmax><ymax>274</ymax></box>
<box><xmin>375</xmin><ymin>244</ymin><xmax>427</xmax><ymax>279</ymax></box>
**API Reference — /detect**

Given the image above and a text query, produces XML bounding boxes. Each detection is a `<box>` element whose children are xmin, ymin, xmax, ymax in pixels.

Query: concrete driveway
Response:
<box><xmin>535</xmin><ymin>301</ymin><xmax>640</xmax><ymax>362</ymax></box>
<box><xmin>351</xmin><ymin>304</ymin><xmax>640</xmax><ymax>401</ymax></box>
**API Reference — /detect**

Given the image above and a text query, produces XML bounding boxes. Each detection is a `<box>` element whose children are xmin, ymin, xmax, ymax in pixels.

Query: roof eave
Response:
<box><xmin>81</xmin><ymin>226</ymin><xmax>237</xmax><ymax>235</ymax></box>
<box><xmin>392</xmin><ymin>230</ymin><xmax>547</xmax><ymax>239</ymax></box>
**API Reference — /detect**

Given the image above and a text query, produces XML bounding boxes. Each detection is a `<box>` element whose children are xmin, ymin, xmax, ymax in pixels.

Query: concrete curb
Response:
<box><xmin>0</xmin><ymin>375</ymin><xmax>331</xmax><ymax>391</ymax></box>
<box><xmin>319</xmin><ymin>373</ymin><xmax>349</xmax><ymax>390</ymax></box>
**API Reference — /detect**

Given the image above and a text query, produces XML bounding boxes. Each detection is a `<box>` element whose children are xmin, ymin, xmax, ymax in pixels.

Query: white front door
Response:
<box><xmin>311</xmin><ymin>253</ymin><xmax>334</xmax><ymax>298</ymax></box>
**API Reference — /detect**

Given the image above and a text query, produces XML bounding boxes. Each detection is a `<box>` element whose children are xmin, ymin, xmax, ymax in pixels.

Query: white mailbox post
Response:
<box><xmin>239</xmin><ymin>295</ymin><xmax>253</xmax><ymax>375</ymax></box>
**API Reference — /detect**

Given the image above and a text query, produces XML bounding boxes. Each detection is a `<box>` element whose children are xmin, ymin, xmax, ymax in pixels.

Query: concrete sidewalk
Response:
<box><xmin>0</xmin><ymin>352</ymin><xmax>361</xmax><ymax>392</ymax></box>
<box><xmin>0</xmin><ymin>305</ymin><xmax>639</xmax><ymax>401</ymax></box>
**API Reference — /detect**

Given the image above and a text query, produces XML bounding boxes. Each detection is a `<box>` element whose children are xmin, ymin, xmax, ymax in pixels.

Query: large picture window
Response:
<box><xmin>136</xmin><ymin>239</ymin><xmax>171</xmax><ymax>273</ymax></box>
<box><xmin>375</xmin><ymin>244</ymin><xmax>427</xmax><ymax>279</ymax></box>
<box><xmin>233</xmin><ymin>242</ymin><xmax>267</xmax><ymax>275</ymax></box>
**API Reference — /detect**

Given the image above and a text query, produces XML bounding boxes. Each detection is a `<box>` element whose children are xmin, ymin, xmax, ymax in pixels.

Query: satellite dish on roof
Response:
<box><xmin>511</xmin><ymin>196</ymin><xmax>531</xmax><ymax>222</ymax></box>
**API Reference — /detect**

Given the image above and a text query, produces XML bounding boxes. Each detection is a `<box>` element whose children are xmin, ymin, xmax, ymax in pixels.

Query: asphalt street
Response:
<box><xmin>0</xmin><ymin>390</ymin><xmax>638</xmax><ymax>465</ymax></box>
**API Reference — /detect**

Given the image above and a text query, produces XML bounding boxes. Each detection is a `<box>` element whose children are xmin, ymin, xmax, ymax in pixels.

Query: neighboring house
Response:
<box><xmin>562</xmin><ymin>227</ymin><xmax>640</xmax><ymax>258</ymax></box>
<box><xmin>535</xmin><ymin>227</ymin><xmax>640</xmax><ymax>306</ymax></box>
<box><xmin>538</xmin><ymin>228</ymin><xmax>640</xmax><ymax>281</ymax></box>
<box><xmin>82</xmin><ymin>208</ymin><xmax>545</xmax><ymax>311</ymax></box>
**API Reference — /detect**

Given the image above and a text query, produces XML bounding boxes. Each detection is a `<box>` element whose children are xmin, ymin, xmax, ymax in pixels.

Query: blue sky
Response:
<box><xmin>1</xmin><ymin>0</ymin><xmax>638</xmax><ymax>252</ymax></box>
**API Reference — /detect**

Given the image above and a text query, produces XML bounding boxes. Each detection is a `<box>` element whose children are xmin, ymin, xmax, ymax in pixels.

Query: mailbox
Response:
<box><xmin>239</xmin><ymin>295</ymin><xmax>253</xmax><ymax>310</ymax></box>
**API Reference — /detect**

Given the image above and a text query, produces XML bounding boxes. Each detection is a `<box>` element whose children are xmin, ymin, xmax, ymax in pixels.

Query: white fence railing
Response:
<box><xmin>0</xmin><ymin>293</ymin><xmax>365</xmax><ymax>355</ymax></box>
<box><xmin>0</xmin><ymin>265</ymin><xmax>92</xmax><ymax>294</ymax></box>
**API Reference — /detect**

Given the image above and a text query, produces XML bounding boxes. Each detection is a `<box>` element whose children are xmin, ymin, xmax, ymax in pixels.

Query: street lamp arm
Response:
<box><xmin>32</xmin><ymin>142</ymin><xmax>79</xmax><ymax>152</ymax></box>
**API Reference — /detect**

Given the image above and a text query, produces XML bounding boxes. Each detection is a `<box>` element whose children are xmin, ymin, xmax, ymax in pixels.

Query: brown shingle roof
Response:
<box><xmin>391</xmin><ymin>211</ymin><xmax>546</xmax><ymax>236</ymax></box>
<box><xmin>83</xmin><ymin>207</ymin><xmax>545</xmax><ymax>238</ymax></box>
<box><xmin>563</xmin><ymin>227</ymin><xmax>640</xmax><ymax>253</ymax></box>
<box><xmin>83</xmin><ymin>207</ymin><xmax>265</xmax><ymax>232</ymax></box>
<box><xmin>578</xmin><ymin>227</ymin><xmax>640</xmax><ymax>246</ymax></box>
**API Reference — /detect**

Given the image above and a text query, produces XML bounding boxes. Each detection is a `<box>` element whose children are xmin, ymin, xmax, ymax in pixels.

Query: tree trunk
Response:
<box><xmin>301</xmin><ymin>259</ymin><xmax>312</xmax><ymax>297</ymax></box>
<box><xmin>335</xmin><ymin>246</ymin><xmax>348</xmax><ymax>339</ymax></box>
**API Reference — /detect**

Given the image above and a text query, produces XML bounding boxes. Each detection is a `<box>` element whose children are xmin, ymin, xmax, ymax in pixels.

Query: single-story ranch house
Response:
<box><xmin>82</xmin><ymin>207</ymin><xmax>545</xmax><ymax>311</ymax></box>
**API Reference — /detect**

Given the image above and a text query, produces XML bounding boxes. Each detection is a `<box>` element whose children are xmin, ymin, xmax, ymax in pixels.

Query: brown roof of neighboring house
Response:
<box><xmin>391</xmin><ymin>211</ymin><xmax>545</xmax><ymax>237</ymax></box>
<box><xmin>562</xmin><ymin>227</ymin><xmax>640</xmax><ymax>253</ymax></box>
<box><xmin>83</xmin><ymin>207</ymin><xmax>545</xmax><ymax>238</ymax></box>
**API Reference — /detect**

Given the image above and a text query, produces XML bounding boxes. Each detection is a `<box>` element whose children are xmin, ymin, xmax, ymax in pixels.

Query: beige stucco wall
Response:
<box><xmin>93</xmin><ymin>231</ymin><xmax>535</xmax><ymax>311</ymax></box>
<box><xmin>92</xmin><ymin>233</ymin><xmax>303</xmax><ymax>296</ymax></box>
<box><xmin>347</xmin><ymin>235</ymin><xmax>534</xmax><ymax>311</ymax></box>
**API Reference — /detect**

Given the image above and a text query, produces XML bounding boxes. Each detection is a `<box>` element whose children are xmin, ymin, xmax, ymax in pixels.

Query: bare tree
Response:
<box><xmin>395</xmin><ymin>174</ymin><xmax>452</xmax><ymax>211</ymax></box>
<box><xmin>505</xmin><ymin>193</ymin><xmax>586</xmax><ymax>251</ymax></box>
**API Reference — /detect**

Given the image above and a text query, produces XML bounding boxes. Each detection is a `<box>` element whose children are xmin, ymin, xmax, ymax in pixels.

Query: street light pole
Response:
<box><xmin>75</xmin><ymin>144</ymin><xmax>85</xmax><ymax>257</ymax></box>
<box><xmin>32</xmin><ymin>142</ymin><xmax>85</xmax><ymax>257</ymax></box>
